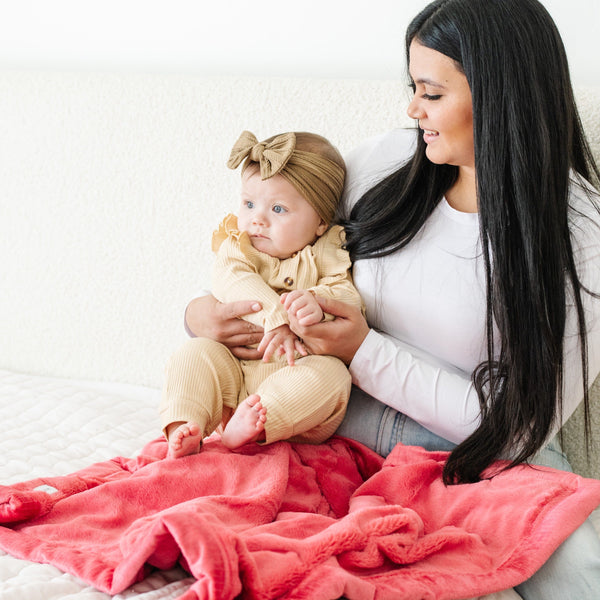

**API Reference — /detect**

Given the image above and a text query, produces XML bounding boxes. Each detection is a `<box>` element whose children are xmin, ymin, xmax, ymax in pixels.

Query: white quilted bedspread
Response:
<box><xmin>0</xmin><ymin>368</ymin><xmax>596</xmax><ymax>600</ymax></box>
<box><xmin>0</xmin><ymin>369</ymin><xmax>194</xmax><ymax>599</ymax></box>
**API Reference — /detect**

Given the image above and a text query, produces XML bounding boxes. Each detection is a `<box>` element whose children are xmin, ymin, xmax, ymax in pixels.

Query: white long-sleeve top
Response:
<box><xmin>343</xmin><ymin>128</ymin><xmax>600</xmax><ymax>444</ymax></box>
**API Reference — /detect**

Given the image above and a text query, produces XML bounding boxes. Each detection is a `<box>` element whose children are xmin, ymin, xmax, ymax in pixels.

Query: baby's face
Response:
<box><xmin>237</xmin><ymin>170</ymin><xmax>327</xmax><ymax>259</ymax></box>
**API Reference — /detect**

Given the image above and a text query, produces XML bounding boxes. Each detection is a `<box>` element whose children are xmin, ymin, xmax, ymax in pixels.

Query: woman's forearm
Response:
<box><xmin>350</xmin><ymin>329</ymin><xmax>481</xmax><ymax>444</ymax></box>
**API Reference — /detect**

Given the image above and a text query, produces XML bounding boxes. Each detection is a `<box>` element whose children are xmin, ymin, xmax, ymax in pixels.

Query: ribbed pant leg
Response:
<box><xmin>159</xmin><ymin>337</ymin><xmax>244</xmax><ymax>438</ymax></box>
<box><xmin>244</xmin><ymin>355</ymin><xmax>351</xmax><ymax>445</ymax></box>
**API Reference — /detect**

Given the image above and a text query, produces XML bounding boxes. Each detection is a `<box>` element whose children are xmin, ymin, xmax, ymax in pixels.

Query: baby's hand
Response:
<box><xmin>257</xmin><ymin>324</ymin><xmax>307</xmax><ymax>366</ymax></box>
<box><xmin>281</xmin><ymin>290</ymin><xmax>324</xmax><ymax>327</ymax></box>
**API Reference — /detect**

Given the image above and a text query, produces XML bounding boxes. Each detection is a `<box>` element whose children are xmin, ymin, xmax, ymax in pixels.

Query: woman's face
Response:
<box><xmin>407</xmin><ymin>40</ymin><xmax>475</xmax><ymax>170</ymax></box>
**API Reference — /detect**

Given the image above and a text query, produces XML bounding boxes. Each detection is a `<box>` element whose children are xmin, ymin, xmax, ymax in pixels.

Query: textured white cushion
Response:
<box><xmin>0</xmin><ymin>70</ymin><xmax>598</xmax><ymax>477</ymax></box>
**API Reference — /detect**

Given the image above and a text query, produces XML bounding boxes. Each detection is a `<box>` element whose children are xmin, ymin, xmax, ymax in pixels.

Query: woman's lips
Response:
<box><xmin>422</xmin><ymin>129</ymin><xmax>439</xmax><ymax>143</ymax></box>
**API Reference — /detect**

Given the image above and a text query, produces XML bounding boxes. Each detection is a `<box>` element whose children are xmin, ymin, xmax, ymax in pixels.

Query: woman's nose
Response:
<box><xmin>407</xmin><ymin>96</ymin><xmax>424</xmax><ymax>120</ymax></box>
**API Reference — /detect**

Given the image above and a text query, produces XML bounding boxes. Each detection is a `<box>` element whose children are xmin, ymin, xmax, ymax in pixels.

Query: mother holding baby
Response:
<box><xmin>184</xmin><ymin>0</ymin><xmax>600</xmax><ymax>597</ymax></box>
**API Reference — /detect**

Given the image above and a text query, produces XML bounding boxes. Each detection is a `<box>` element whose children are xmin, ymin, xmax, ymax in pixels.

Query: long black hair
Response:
<box><xmin>343</xmin><ymin>0</ymin><xmax>600</xmax><ymax>484</ymax></box>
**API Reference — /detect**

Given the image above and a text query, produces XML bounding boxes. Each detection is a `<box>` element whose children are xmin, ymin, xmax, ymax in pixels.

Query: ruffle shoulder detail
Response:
<box><xmin>211</xmin><ymin>213</ymin><xmax>249</xmax><ymax>253</ymax></box>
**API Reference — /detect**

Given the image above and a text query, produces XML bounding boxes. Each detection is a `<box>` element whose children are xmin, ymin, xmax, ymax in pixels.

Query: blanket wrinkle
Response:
<box><xmin>0</xmin><ymin>435</ymin><xmax>599</xmax><ymax>600</ymax></box>
<box><xmin>282</xmin><ymin>437</ymin><xmax>383</xmax><ymax>518</ymax></box>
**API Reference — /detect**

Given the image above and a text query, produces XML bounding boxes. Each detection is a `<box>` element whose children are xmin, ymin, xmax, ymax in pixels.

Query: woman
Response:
<box><xmin>184</xmin><ymin>0</ymin><xmax>600</xmax><ymax>597</ymax></box>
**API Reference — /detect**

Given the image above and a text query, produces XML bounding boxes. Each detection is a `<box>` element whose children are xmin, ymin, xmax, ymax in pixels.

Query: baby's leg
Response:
<box><xmin>166</xmin><ymin>421</ymin><xmax>204</xmax><ymax>459</ymax></box>
<box><xmin>160</xmin><ymin>338</ymin><xmax>244</xmax><ymax>458</ymax></box>
<box><xmin>250</xmin><ymin>355</ymin><xmax>351</xmax><ymax>444</ymax></box>
<box><xmin>221</xmin><ymin>394</ymin><xmax>267</xmax><ymax>450</ymax></box>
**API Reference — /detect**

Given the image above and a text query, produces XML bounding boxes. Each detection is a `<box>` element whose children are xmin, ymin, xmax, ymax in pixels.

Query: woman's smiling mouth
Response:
<box><xmin>422</xmin><ymin>128</ymin><xmax>439</xmax><ymax>142</ymax></box>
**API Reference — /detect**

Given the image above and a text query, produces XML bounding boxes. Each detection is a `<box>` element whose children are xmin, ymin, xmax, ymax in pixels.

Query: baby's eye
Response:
<box><xmin>244</xmin><ymin>200</ymin><xmax>254</xmax><ymax>209</ymax></box>
<box><xmin>272</xmin><ymin>204</ymin><xmax>287</xmax><ymax>214</ymax></box>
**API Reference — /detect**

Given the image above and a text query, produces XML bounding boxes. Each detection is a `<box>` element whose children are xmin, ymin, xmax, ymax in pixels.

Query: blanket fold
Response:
<box><xmin>0</xmin><ymin>435</ymin><xmax>599</xmax><ymax>600</ymax></box>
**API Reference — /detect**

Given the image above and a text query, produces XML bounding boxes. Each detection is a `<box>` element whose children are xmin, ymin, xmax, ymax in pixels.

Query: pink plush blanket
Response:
<box><xmin>1</xmin><ymin>436</ymin><xmax>599</xmax><ymax>600</ymax></box>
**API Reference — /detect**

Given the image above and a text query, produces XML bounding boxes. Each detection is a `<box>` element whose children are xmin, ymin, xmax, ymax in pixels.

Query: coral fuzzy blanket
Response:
<box><xmin>1</xmin><ymin>436</ymin><xmax>599</xmax><ymax>600</ymax></box>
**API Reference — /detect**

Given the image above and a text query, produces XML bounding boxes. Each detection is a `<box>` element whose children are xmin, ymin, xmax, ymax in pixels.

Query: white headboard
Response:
<box><xmin>1</xmin><ymin>71</ymin><xmax>599</xmax><ymax>389</ymax></box>
<box><xmin>2</xmin><ymin>70</ymin><xmax>599</xmax><ymax>477</ymax></box>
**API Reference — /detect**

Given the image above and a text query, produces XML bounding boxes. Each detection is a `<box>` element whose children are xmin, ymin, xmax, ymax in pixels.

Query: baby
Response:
<box><xmin>160</xmin><ymin>130</ymin><xmax>363</xmax><ymax>458</ymax></box>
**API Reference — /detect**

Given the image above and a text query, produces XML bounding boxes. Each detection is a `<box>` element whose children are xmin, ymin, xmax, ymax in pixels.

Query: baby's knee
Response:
<box><xmin>168</xmin><ymin>337</ymin><xmax>231</xmax><ymax>367</ymax></box>
<box><xmin>318</xmin><ymin>356</ymin><xmax>352</xmax><ymax>389</ymax></box>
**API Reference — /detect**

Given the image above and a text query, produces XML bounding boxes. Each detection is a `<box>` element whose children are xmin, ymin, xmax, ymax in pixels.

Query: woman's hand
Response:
<box><xmin>287</xmin><ymin>296</ymin><xmax>370</xmax><ymax>365</ymax></box>
<box><xmin>184</xmin><ymin>295</ymin><xmax>264</xmax><ymax>360</ymax></box>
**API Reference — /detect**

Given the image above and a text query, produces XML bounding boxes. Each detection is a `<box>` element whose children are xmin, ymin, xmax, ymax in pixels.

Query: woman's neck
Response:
<box><xmin>446</xmin><ymin>167</ymin><xmax>478</xmax><ymax>213</ymax></box>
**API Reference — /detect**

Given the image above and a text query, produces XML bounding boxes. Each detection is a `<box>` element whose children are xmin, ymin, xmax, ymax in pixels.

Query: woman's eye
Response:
<box><xmin>408</xmin><ymin>83</ymin><xmax>440</xmax><ymax>101</ymax></box>
<box><xmin>272</xmin><ymin>205</ymin><xmax>286</xmax><ymax>214</ymax></box>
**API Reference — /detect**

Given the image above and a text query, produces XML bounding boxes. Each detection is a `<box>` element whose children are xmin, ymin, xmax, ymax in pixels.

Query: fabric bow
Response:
<box><xmin>227</xmin><ymin>131</ymin><xmax>296</xmax><ymax>179</ymax></box>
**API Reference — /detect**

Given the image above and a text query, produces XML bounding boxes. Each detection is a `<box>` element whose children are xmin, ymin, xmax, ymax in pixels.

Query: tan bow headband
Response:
<box><xmin>227</xmin><ymin>131</ymin><xmax>345</xmax><ymax>225</ymax></box>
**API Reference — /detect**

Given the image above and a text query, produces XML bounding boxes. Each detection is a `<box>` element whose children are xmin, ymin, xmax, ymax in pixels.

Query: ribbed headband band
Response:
<box><xmin>227</xmin><ymin>130</ymin><xmax>345</xmax><ymax>225</ymax></box>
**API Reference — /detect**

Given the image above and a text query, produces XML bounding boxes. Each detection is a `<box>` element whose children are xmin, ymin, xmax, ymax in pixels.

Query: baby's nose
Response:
<box><xmin>252</xmin><ymin>212</ymin><xmax>267</xmax><ymax>226</ymax></box>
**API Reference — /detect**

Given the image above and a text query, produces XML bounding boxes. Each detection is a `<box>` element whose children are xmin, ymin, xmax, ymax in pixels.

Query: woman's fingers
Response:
<box><xmin>288</xmin><ymin>298</ymin><xmax>369</xmax><ymax>364</ymax></box>
<box><xmin>314</xmin><ymin>296</ymin><xmax>356</xmax><ymax>318</ymax></box>
<box><xmin>218</xmin><ymin>299</ymin><xmax>262</xmax><ymax>322</ymax></box>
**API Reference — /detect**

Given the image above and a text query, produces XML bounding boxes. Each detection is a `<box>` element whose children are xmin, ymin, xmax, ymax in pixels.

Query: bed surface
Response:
<box><xmin>0</xmin><ymin>369</ymin><xmax>194</xmax><ymax>599</ymax></box>
<box><xmin>0</xmin><ymin>368</ymin><xmax>596</xmax><ymax>600</ymax></box>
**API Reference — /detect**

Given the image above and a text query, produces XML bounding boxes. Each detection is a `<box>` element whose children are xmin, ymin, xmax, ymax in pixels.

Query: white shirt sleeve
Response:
<box><xmin>340</xmin><ymin>128</ymin><xmax>417</xmax><ymax>217</ymax></box>
<box><xmin>350</xmin><ymin>330</ymin><xmax>481</xmax><ymax>443</ymax></box>
<box><xmin>184</xmin><ymin>289</ymin><xmax>210</xmax><ymax>337</ymax></box>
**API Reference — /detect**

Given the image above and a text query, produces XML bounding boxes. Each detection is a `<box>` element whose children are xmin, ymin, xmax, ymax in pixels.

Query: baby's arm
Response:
<box><xmin>281</xmin><ymin>290</ymin><xmax>323</xmax><ymax>326</ymax></box>
<box><xmin>212</xmin><ymin>236</ymin><xmax>288</xmax><ymax>331</ymax></box>
<box><xmin>213</xmin><ymin>235</ymin><xmax>307</xmax><ymax>364</ymax></box>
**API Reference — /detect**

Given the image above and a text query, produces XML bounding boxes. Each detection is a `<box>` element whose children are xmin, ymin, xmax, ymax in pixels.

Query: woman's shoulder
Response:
<box><xmin>344</xmin><ymin>128</ymin><xmax>417</xmax><ymax>171</ymax></box>
<box><xmin>341</xmin><ymin>128</ymin><xmax>418</xmax><ymax>214</ymax></box>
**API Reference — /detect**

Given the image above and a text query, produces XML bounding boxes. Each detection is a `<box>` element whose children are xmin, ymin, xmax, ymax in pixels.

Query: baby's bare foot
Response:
<box><xmin>221</xmin><ymin>394</ymin><xmax>266</xmax><ymax>450</ymax></box>
<box><xmin>167</xmin><ymin>421</ymin><xmax>203</xmax><ymax>459</ymax></box>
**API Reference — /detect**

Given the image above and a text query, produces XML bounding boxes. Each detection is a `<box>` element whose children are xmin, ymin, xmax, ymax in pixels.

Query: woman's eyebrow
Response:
<box><xmin>414</xmin><ymin>77</ymin><xmax>447</xmax><ymax>89</ymax></box>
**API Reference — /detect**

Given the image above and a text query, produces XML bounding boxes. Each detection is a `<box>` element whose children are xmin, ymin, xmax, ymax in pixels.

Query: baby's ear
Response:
<box><xmin>316</xmin><ymin>220</ymin><xmax>328</xmax><ymax>236</ymax></box>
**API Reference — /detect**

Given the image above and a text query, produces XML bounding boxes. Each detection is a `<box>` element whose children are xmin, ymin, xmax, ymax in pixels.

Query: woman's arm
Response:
<box><xmin>290</xmin><ymin>296</ymin><xmax>482</xmax><ymax>444</ymax></box>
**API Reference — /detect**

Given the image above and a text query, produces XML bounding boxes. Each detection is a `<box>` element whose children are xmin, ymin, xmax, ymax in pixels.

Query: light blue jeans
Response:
<box><xmin>336</xmin><ymin>386</ymin><xmax>600</xmax><ymax>600</ymax></box>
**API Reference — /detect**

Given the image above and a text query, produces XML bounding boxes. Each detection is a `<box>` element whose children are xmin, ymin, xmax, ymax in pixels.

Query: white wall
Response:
<box><xmin>0</xmin><ymin>0</ymin><xmax>598</xmax><ymax>84</ymax></box>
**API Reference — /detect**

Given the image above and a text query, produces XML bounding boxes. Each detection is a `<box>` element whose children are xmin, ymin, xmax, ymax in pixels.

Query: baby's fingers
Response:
<box><xmin>259</xmin><ymin>335</ymin><xmax>278</xmax><ymax>363</ymax></box>
<box><xmin>281</xmin><ymin>292</ymin><xmax>295</xmax><ymax>311</ymax></box>
<box><xmin>283</xmin><ymin>337</ymin><xmax>297</xmax><ymax>366</ymax></box>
